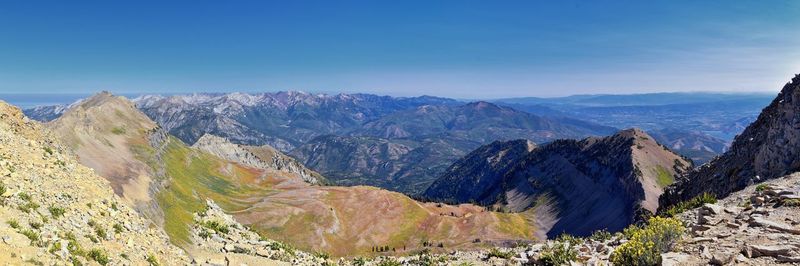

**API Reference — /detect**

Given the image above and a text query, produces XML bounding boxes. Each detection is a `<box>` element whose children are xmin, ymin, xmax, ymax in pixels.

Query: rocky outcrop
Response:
<box><xmin>192</xmin><ymin>134</ymin><xmax>326</xmax><ymax>185</ymax></box>
<box><xmin>668</xmin><ymin>172</ymin><xmax>800</xmax><ymax>265</ymax></box>
<box><xmin>0</xmin><ymin>100</ymin><xmax>189</xmax><ymax>264</ymax></box>
<box><xmin>425</xmin><ymin>129</ymin><xmax>692</xmax><ymax>237</ymax></box>
<box><xmin>662</xmin><ymin>74</ymin><xmax>800</xmax><ymax>208</ymax></box>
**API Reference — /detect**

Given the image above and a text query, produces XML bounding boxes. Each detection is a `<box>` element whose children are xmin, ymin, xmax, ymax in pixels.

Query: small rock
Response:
<box><xmin>661</xmin><ymin>252</ymin><xmax>693</xmax><ymax>266</ymax></box>
<box><xmin>702</xmin><ymin>203</ymin><xmax>723</xmax><ymax>215</ymax></box>
<box><xmin>710</xmin><ymin>251</ymin><xmax>734</xmax><ymax>265</ymax></box>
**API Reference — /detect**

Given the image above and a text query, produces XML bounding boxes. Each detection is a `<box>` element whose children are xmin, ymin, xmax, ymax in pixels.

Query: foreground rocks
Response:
<box><xmin>672</xmin><ymin>172</ymin><xmax>800</xmax><ymax>265</ymax></box>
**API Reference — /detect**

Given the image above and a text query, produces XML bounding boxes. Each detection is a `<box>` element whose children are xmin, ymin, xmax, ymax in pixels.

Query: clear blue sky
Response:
<box><xmin>0</xmin><ymin>1</ymin><xmax>798</xmax><ymax>98</ymax></box>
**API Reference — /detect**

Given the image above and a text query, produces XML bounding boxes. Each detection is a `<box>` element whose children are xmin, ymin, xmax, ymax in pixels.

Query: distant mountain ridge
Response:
<box><xmin>425</xmin><ymin>128</ymin><xmax>692</xmax><ymax>237</ymax></box>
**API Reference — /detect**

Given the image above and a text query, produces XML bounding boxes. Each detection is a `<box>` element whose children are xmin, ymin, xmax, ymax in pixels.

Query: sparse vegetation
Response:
<box><xmin>65</xmin><ymin>232</ymin><xmax>85</xmax><ymax>256</ymax></box>
<box><xmin>539</xmin><ymin>241</ymin><xmax>578</xmax><ymax>266</ymax></box>
<box><xmin>783</xmin><ymin>199</ymin><xmax>800</xmax><ymax>207</ymax></box>
<box><xmin>200</xmin><ymin>220</ymin><xmax>229</xmax><ymax>234</ymax></box>
<box><xmin>146</xmin><ymin>254</ymin><xmax>160</xmax><ymax>266</ymax></box>
<box><xmin>49</xmin><ymin>241</ymin><xmax>62</xmax><ymax>254</ymax></box>
<box><xmin>87</xmin><ymin>248</ymin><xmax>109</xmax><ymax>265</ymax></box>
<box><xmin>29</xmin><ymin>221</ymin><xmax>42</xmax><ymax>230</ymax></box>
<box><xmin>113</xmin><ymin>223</ymin><xmax>124</xmax><ymax>234</ymax></box>
<box><xmin>486</xmin><ymin>248</ymin><xmax>514</xmax><ymax>259</ymax></box>
<box><xmin>590</xmin><ymin>229</ymin><xmax>612</xmax><ymax>242</ymax></box>
<box><xmin>755</xmin><ymin>183</ymin><xmax>769</xmax><ymax>192</ymax></box>
<box><xmin>49</xmin><ymin>206</ymin><xmax>66</xmax><ymax>218</ymax></box>
<box><xmin>555</xmin><ymin>233</ymin><xmax>582</xmax><ymax>246</ymax></box>
<box><xmin>7</xmin><ymin>219</ymin><xmax>20</xmax><ymax>229</ymax></box>
<box><xmin>610</xmin><ymin>216</ymin><xmax>685</xmax><ymax>266</ymax></box>
<box><xmin>43</xmin><ymin>147</ymin><xmax>53</xmax><ymax>155</ymax></box>
<box><xmin>661</xmin><ymin>192</ymin><xmax>716</xmax><ymax>217</ymax></box>
<box><xmin>111</xmin><ymin>127</ymin><xmax>126</xmax><ymax>135</ymax></box>
<box><xmin>376</xmin><ymin>257</ymin><xmax>402</xmax><ymax>266</ymax></box>
<box><xmin>21</xmin><ymin>229</ymin><xmax>40</xmax><ymax>245</ymax></box>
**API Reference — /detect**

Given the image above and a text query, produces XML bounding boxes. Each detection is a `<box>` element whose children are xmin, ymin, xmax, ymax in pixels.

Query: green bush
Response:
<box><xmin>486</xmin><ymin>248</ymin><xmax>514</xmax><ymax>259</ymax></box>
<box><xmin>146</xmin><ymin>254</ymin><xmax>160</xmax><ymax>266</ymax></box>
<box><xmin>21</xmin><ymin>229</ymin><xmax>40</xmax><ymax>245</ymax></box>
<box><xmin>610</xmin><ymin>216</ymin><xmax>685</xmax><ymax>266</ymax></box>
<box><xmin>7</xmin><ymin>219</ymin><xmax>20</xmax><ymax>229</ymax></box>
<box><xmin>87</xmin><ymin>248</ymin><xmax>109</xmax><ymax>265</ymax></box>
<box><xmin>113</xmin><ymin>223</ymin><xmax>124</xmax><ymax>234</ymax></box>
<box><xmin>111</xmin><ymin>127</ymin><xmax>126</xmax><ymax>135</ymax></box>
<box><xmin>49</xmin><ymin>206</ymin><xmax>66</xmax><ymax>218</ymax></box>
<box><xmin>755</xmin><ymin>184</ymin><xmax>769</xmax><ymax>192</ymax></box>
<box><xmin>200</xmin><ymin>220</ymin><xmax>229</xmax><ymax>234</ymax></box>
<box><xmin>590</xmin><ymin>229</ymin><xmax>612</xmax><ymax>242</ymax></box>
<box><xmin>376</xmin><ymin>258</ymin><xmax>402</xmax><ymax>266</ymax></box>
<box><xmin>661</xmin><ymin>192</ymin><xmax>716</xmax><ymax>217</ymax></box>
<box><xmin>29</xmin><ymin>222</ymin><xmax>42</xmax><ymax>230</ymax></box>
<box><xmin>555</xmin><ymin>233</ymin><xmax>583</xmax><ymax>246</ymax></box>
<box><xmin>539</xmin><ymin>241</ymin><xmax>578</xmax><ymax>266</ymax></box>
<box><xmin>784</xmin><ymin>199</ymin><xmax>800</xmax><ymax>207</ymax></box>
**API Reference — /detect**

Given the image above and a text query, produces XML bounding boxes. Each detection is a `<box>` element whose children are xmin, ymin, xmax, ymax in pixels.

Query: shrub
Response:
<box><xmin>21</xmin><ymin>229</ymin><xmax>40</xmax><ymax>244</ymax></box>
<box><xmin>783</xmin><ymin>199</ymin><xmax>800</xmax><ymax>207</ymax></box>
<box><xmin>111</xmin><ymin>127</ymin><xmax>126</xmax><ymax>135</ymax></box>
<box><xmin>49</xmin><ymin>241</ymin><xmax>62</xmax><ymax>253</ymax></box>
<box><xmin>146</xmin><ymin>254</ymin><xmax>160</xmax><ymax>266</ymax></box>
<box><xmin>94</xmin><ymin>226</ymin><xmax>107</xmax><ymax>240</ymax></box>
<box><xmin>555</xmin><ymin>233</ymin><xmax>582</xmax><ymax>246</ymax></box>
<box><xmin>113</xmin><ymin>223</ymin><xmax>124</xmax><ymax>234</ymax></box>
<box><xmin>7</xmin><ymin>219</ymin><xmax>20</xmax><ymax>229</ymax></box>
<box><xmin>352</xmin><ymin>257</ymin><xmax>368</xmax><ymax>266</ymax></box>
<box><xmin>18</xmin><ymin>192</ymin><xmax>31</xmax><ymax>201</ymax></box>
<box><xmin>314</xmin><ymin>251</ymin><xmax>330</xmax><ymax>260</ymax></box>
<box><xmin>29</xmin><ymin>222</ymin><xmax>42</xmax><ymax>230</ymax></box>
<box><xmin>590</xmin><ymin>229</ymin><xmax>612</xmax><ymax>242</ymax></box>
<box><xmin>65</xmin><ymin>232</ymin><xmax>84</xmax><ymax>256</ymax></box>
<box><xmin>539</xmin><ymin>241</ymin><xmax>578</xmax><ymax>266</ymax></box>
<box><xmin>49</xmin><ymin>206</ymin><xmax>66</xmax><ymax>218</ymax></box>
<box><xmin>486</xmin><ymin>248</ymin><xmax>514</xmax><ymax>259</ymax></box>
<box><xmin>610</xmin><ymin>216</ymin><xmax>685</xmax><ymax>266</ymax></box>
<box><xmin>87</xmin><ymin>248</ymin><xmax>109</xmax><ymax>265</ymax></box>
<box><xmin>201</xmin><ymin>220</ymin><xmax>229</xmax><ymax>234</ymax></box>
<box><xmin>18</xmin><ymin>201</ymin><xmax>40</xmax><ymax>213</ymax></box>
<box><xmin>376</xmin><ymin>258</ymin><xmax>402</xmax><ymax>266</ymax></box>
<box><xmin>44</xmin><ymin>147</ymin><xmax>54</xmax><ymax>155</ymax></box>
<box><xmin>755</xmin><ymin>184</ymin><xmax>769</xmax><ymax>192</ymax></box>
<box><xmin>661</xmin><ymin>192</ymin><xmax>716</xmax><ymax>217</ymax></box>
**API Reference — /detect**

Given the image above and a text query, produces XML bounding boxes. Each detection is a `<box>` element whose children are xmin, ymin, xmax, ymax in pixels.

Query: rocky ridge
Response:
<box><xmin>0</xmin><ymin>100</ymin><xmax>189</xmax><ymax>265</ymax></box>
<box><xmin>192</xmin><ymin>134</ymin><xmax>326</xmax><ymax>185</ymax></box>
<box><xmin>662</xmin><ymin>74</ymin><xmax>800</xmax><ymax>208</ymax></box>
<box><xmin>424</xmin><ymin>128</ymin><xmax>693</xmax><ymax>237</ymax></box>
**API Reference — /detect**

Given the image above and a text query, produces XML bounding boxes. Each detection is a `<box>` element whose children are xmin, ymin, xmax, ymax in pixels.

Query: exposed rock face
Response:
<box><xmin>192</xmin><ymin>134</ymin><xmax>326</xmax><ymax>185</ymax></box>
<box><xmin>661</xmin><ymin>74</ymin><xmax>800</xmax><ymax>207</ymax></box>
<box><xmin>0</xmin><ymin>100</ymin><xmax>189</xmax><ymax>264</ymax></box>
<box><xmin>425</xmin><ymin>129</ymin><xmax>692</xmax><ymax>237</ymax></box>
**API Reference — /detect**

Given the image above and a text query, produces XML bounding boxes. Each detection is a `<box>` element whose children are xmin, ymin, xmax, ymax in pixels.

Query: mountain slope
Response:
<box><xmin>50</xmin><ymin>92</ymin><xmax>541</xmax><ymax>256</ymax></box>
<box><xmin>192</xmin><ymin>134</ymin><xmax>326</xmax><ymax>185</ymax></box>
<box><xmin>0</xmin><ymin>100</ymin><xmax>189</xmax><ymax>265</ymax></box>
<box><xmin>661</xmin><ymin>74</ymin><xmax>800</xmax><ymax>207</ymax></box>
<box><xmin>425</xmin><ymin>129</ymin><xmax>692</xmax><ymax>237</ymax></box>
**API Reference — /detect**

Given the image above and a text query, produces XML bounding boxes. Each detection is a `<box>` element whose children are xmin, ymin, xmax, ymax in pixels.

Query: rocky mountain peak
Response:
<box><xmin>661</xmin><ymin>74</ymin><xmax>800</xmax><ymax>208</ymax></box>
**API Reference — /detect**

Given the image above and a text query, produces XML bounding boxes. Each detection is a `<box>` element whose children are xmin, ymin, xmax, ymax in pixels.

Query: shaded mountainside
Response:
<box><xmin>49</xmin><ymin>92</ymin><xmax>540</xmax><ymax>257</ymax></box>
<box><xmin>425</xmin><ymin>129</ymin><xmax>692</xmax><ymax>237</ymax></box>
<box><xmin>661</xmin><ymin>74</ymin><xmax>800</xmax><ymax>208</ymax></box>
<box><xmin>0</xmin><ymin>100</ymin><xmax>190</xmax><ymax>264</ymax></box>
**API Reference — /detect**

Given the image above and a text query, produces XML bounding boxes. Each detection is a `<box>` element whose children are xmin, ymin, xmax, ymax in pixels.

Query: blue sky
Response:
<box><xmin>0</xmin><ymin>1</ymin><xmax>798</xmax><ymax>98</ymax></box>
